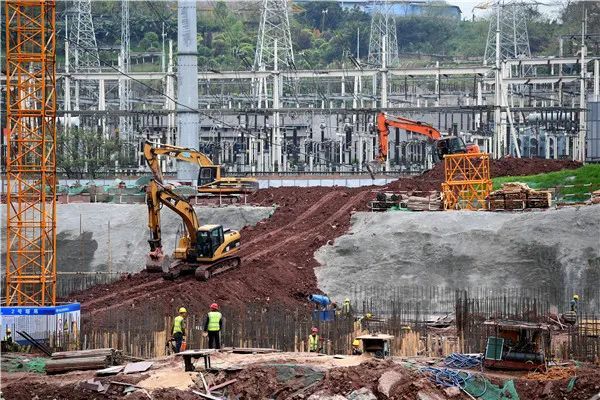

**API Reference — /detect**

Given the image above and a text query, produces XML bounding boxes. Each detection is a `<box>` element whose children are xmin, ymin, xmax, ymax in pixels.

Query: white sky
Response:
<box><xmin>452</xmin><ymin>0</ymin><xmax>566</xmax><ymax>21</ymax></box>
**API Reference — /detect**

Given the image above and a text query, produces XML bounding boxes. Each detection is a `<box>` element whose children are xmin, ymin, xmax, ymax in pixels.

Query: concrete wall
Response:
<box><xmin>315</xmin><ymin>205</ymin><xmax>600</xmax><ymax>310</ymax></box>
<box><xmin>1</xmin><ymin>204</ymin><xmax>273</xmax><ymax>275</ymax></box>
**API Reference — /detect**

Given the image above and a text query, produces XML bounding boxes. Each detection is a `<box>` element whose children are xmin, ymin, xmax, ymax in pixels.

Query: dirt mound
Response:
<box><xmin>74</xmin><ymin>159</ymin><xmax>582</xmax><ymax>324</ymax></box>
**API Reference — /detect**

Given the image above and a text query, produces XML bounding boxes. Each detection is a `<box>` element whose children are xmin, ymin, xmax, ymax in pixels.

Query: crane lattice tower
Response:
<box><xmin>5</xmin><ymin>0</ymin><xmax>58</xmax><ymax>306</ymax></box>
<box><xmin>368</xmin><ymin>0</ymin><xmax>400</xmax><ymax>67</ymax></box>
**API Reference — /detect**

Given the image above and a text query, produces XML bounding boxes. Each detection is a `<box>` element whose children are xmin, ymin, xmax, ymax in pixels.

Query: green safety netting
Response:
<box><xmin>1</xmin><ymin>356</ymin><xmax>47</xmax><ymax>374</ymax></box>
<box><xmin>135</xmin><ymin>175</ymin><xmax>153</xmax><ymax>187</ymax></box>
<box><xmin>463</xmin><ymin>375</ymin><xmax>519</xmax><ymax>400</ymax></box>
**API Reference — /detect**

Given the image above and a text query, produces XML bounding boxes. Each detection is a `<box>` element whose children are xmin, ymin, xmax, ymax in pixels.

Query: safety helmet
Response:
<box><xmin>352</xmin><ymin>339</ymin><xmax>360</xmax><ymax>347</ymax></box>
<box><xmin>365</xmin><ymin>313</ymin><xmax>372</xmax><ymax>319</ymax></box>
<box><xmin>178</xmin><ymin>307</ymin><xmax>187</xmax><ymax>314</ymax></box>
<box><xmin>6</xmin><ymin>328</ymin><xmax>11</xmax><ymax>334</ymax></box>
<box><xmin>311</xmin><ymin>327</ymin><xmax>319</xmax><ymax>333</ymax></box>
<box><xmin>573</xmin><ymin>295</ymin><xmax>579</xmax><ymax>300</ymax></box>
<box><xmin>344</xmin><ymin>298</ymin><xmax>350</xmax><ymax>303</ymax></box>
<box><xmin>210</xmin><ymin>303</ymin><xmax>219</xmax><ymax>310</ymax></box>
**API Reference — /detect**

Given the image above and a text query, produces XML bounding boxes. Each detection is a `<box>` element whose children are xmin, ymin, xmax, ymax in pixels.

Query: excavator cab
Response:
<box><xmin>435</xmin><ymin>137</ymin><xmax>467</xmax><ymax>159</ymax></box>
<box><xmin>198</xmin><ymin>166</ymin><xmax>220</xmax><ymax>187</ymax></box>
<box><xmin>196</xmin><ymin>225</ymin><xmax>224</xmax><ymax>258</ymax></box>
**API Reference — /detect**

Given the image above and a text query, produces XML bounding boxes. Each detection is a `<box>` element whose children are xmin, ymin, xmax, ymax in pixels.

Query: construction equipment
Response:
<box><xmin>143</xmin><ymin>141</ymin><xmax>258</xmax><ymax>196</ymax></box>
<box><xmin>144</xmin><ymin>144</ymin><xmax>241</xmax><ymax>280</ymax></box>
<box><xmin>367</xmin><ymin>112</ymin><xmax>480</xmax><ymax>176</ymax></box>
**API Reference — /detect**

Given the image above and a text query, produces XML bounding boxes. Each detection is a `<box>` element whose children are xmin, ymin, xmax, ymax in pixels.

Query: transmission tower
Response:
<box><xmin>119</xmin><ymin>0</ymin><xmax>133</xmax><ymax>147</ymax></box>
<box><xmin>254</xmin><ymin>0</ymin><xmax>295</xmax><ymax>71</ymax></box>
<box><xmin>72</xmin><ymin>0</ymin><xmax>100</xmax><ymax>108</ymax></box>
<box><xmin>368</xmin><ymin>0</ymin><xmax>399</xmax><ymax>67</ymax></box>
<box><xmin>5</xmin><ymin>0</ymin><xmax>58</xmax><ymax>305</ymax></box>
<box><xmin>484</xmin><ymin>1</ymin><xmax>532</xmax><ymax>66</ymax></box>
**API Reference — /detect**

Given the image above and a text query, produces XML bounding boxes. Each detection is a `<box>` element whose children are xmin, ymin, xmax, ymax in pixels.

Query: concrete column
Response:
<box><xmin>98</xmin><ymin>79</ymin><xmax>106</xmax><ymax>137</ymax></box>
<box><xmin>177</xmin><ymin>0</ymin><xmax>199</xmax><ymax>181</ymax></box>
<box><xmin>594</xmin><ymin>59</ymin><xmax>599</xmax><ymax>101</ymax></box>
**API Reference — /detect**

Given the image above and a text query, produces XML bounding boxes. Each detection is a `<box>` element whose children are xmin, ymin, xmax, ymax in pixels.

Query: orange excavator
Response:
<box><xmin>369</xmin><ymin>112</ymin><xmax>480</xmax><ymax>175</ymax></box>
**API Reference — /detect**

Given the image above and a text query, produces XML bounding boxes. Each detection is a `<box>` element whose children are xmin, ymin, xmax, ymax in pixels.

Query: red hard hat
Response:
<box><xmin>311</xmin><ymin>327</ymin><xmax>319</xmax><ymax>333</ymax></box>
<box><xmin>210</xmin><ymin>303</ymin><xmax>219</xmax><ymax>310</ymax></box>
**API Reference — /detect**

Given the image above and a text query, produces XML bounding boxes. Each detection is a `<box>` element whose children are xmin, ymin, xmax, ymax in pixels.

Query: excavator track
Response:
<box><xmin>161</xmin><ymin>256</ymin><xmax>241</xmax><ymax>281</ymax></box>
<box><xmin>194</xmin><ymin>256</ymin><xmax>241</xmax><ymax>281</ymax></box>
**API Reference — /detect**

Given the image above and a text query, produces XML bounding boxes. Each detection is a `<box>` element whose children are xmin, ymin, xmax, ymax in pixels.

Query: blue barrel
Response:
<box><xmin>308</xmin><ymin>294</ymin><xmax>331</xmax><ymax>306</ymax></box>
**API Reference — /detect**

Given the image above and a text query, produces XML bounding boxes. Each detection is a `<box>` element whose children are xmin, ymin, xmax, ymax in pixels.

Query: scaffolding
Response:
<box><xmin>442</xmin><ymin>153</ymin><xmax>492</xmax><ymax>210</ymax></box>
<box><xmin>5</xmin><ymin>0</ymin><xmax>58</xmax><ymax>305</ymax></box>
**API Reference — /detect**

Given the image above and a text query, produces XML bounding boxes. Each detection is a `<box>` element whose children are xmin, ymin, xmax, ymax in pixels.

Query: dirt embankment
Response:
<box><xmin>73</xmin><ymin>158</ymin><xmax>581</xmax><ymax>323</ymax></box>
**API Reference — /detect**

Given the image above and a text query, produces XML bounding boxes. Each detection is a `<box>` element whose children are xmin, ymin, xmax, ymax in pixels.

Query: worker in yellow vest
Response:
<box><xmin>342</xmin><ymin>298</ymin><xmax>352</xmax><ymax>317</ymax></box>
<box><xmin>203</xmin><ymin>303</ymin><xmax>222</xmax><ymax>349</ymax></box>
<box><xmin>172</xmin><ymin>307</ymin><xmax>187</xmax><ymax>353</ymax></box>
<box><xmin>308</xmin><ymin>327</ymin><xmax>322</xmax><ymax>353</ymax></box>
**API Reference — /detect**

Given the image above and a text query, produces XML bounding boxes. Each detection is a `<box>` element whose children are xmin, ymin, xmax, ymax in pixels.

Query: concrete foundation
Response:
<box><xmin>1</xmin><ymin>204</ymin><xmax>273</xmax><ymax>275</ymax></box>
<box><xmin>315</xmin><ymin>205</ymin><xmax>600</xmax><ymax>309</ymax></box>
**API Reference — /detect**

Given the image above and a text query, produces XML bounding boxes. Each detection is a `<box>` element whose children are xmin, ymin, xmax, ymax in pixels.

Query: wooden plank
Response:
<box><xmin>51</xmin><ymin>348</ymin><xmax>114</xmax><ymax>359</ymax></box>
<box><xmin>209</xmin><ymin>379</ymin><xmax>237</xmax><ymax>391</ymax></box>
<box><xmin>46</xmin><ymin>356</ymin><xmax>109</xmax><ymax>374</ymax></box>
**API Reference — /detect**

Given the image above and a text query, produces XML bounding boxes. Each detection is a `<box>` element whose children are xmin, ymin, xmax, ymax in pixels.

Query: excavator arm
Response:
<box><xmin>375</xmin><ymin>112</ymin><xmax>441</xmax><ymax>162</ymax></box>
<box><xmin>146</xmin><ymin>179</ymin><xmax>201</xmax><ymax>270</ymax></box>
<box><xmin>143</xmin><ymin>141</ymin><xmax>258</xmax><ymax>194</ymax></box>
<box><xmin>143</xmin><ymin>141</ymin><xmax>216</xmax><ymax>183</ymax></box>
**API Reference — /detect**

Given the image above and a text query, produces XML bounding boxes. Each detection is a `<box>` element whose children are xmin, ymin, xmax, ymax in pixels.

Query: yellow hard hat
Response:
<box><xmin>344</xmin><ymin>298</ymin><xmax>350</xmax><ymax>303</ymax></box>
<box><xmin>6</xmin><ymin>328</ymin><xmax>11</xmax><ymax>333</ymax></box>
<box><xmin>573</xmin><ymin>295</ymin><xmax>579</xmax><ymax>300</ymax></box>
<box><xmin>179</xmin><ymin>307</ymin><xmax>187</xmax><ymax>313</ymax></box>
<box><xmin>366</xmin><ymin>313</ymin><xmax>372</xmax><ymax>319</ymax></box>
<box><xmin>352</xmin><ymin>339</ymin><xmax>360</xmax><ymax>347</ymax></box>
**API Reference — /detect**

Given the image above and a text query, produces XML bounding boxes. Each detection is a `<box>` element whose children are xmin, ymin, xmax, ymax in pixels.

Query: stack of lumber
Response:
<box><xmin>488</xmin><ymin>182</ymin><xmax>551</xmax><ymax>210</ymax></box>
<box><xmin>590</xmin><ymin>190</ymin><xmax>600</xmax><ymax>205</ymax></box>
<box><xmin>46</xmin><ymin>348</ymin><xmax>121</xmax><ymax>375</ymax></box>
<box><xmin>406</xmin><ymin>192</ymin><xmax>442</xmax><ymax>211</ymax></box>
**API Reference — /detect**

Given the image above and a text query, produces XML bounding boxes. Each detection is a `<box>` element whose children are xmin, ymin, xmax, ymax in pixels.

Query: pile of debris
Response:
<box><xmin>46</xmin><ymin>348</ymin><xmax>122</xmax><ymax>375</ymax></box>
<box><xmin>488</xmin><ymin>182</ymin><xmax>552</xmax><ymax>210</ymax></box>
<box><xmin>369</xmin><ymin>191</ymin><xmax>442</xmax><ymax>212</ymax></box>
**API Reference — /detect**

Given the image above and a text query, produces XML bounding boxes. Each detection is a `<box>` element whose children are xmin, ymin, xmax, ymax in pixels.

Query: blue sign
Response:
<box><xmin>1</xmin><ymin>302</ymin><xmax>80</xmax><ymax>316</ymax></box>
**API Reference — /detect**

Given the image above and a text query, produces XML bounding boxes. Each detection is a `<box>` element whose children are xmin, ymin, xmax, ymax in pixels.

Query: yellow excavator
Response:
<box><xmin>143</xmin><ymin>141</ymin><xmax>258</xmax><ymax>195</ymax></box>
<box><xmin>144</xmin><ymin>142</ymin><xmax>242</xmax><ymax>280</ymax></box>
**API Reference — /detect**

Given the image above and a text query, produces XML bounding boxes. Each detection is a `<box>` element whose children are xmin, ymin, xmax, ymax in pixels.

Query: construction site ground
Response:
<box><xmin>3</xmin><ymin>351</ymin><xmax>600</xmax><ymax>399</ymax></box>
<box><xmin>70</xmin><ymin>158</ymin><xmax>583</xmax><ymax>325</ymax></box>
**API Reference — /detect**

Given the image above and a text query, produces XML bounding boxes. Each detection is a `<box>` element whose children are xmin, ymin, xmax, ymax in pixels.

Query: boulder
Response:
<box><xmin>377</xmin><ymin>370</ymin><xmax>404</xmax><ymax>398</ymax></box>
<box><xmin>347</xmin><ymin>388</ymin><xmax>377</xmax><ymax>400</ymax></box>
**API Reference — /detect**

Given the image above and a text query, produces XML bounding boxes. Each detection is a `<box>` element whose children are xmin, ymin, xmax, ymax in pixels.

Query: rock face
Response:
<box><xmin>316</xmin><ymin>205</ymin><xmax>600</xmax><ymax>310</ymax></box>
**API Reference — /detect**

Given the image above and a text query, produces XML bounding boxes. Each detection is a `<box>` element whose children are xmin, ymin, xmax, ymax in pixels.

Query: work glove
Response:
<box><xmin>202</xmin><ymin>332</ymin><xmax>208</xmax><ymax>338</ymax></box>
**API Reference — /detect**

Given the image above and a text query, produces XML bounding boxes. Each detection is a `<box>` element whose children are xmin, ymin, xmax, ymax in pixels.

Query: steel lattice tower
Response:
<box><xmin>70</xmin><ymin>0</ymin><xmax>100</xmax><ymax>107</ymax></box>
<box><xmin>5</xmin><ymin>0</ymin><xmax>58</xmax><ymax>306</ymax></box>
<box><xmin>119</xmin><ymin>0</ymin><xmax>132</xmax><ymax>144</ymax></box>
<box><xmin>254</xmin><ymin>0</ymin><xmax>295</xmax><ymax>71</ymax></box>
<box><xmin>368</xmin><ymin>0</ymin><xmax>399</xmax><ymax>67</ymax></box>
<box><xmin>484</xmin><ymin>1</ymin><xmax>532</xmax><ymax>66</ymax></box>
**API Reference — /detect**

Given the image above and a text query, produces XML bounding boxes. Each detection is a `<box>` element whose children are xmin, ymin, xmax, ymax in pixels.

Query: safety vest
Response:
<box><xmin>207</xmin><ymin>311</ymin><xmax>222</xmax><ymax>331</ymax></box>
<box><xmin>342</xmin><ymin>302</ymin><xmax>350</xmax><ymax>314</ymax></box>
<box><xmin>173</xmin><ymin>315</ymin><xmax>184</xmax><ymax>334</ymax></box>
<box><xmin>308</xmin><ymin>334</ymin><xmax>319</xmax><ymax>351</ymax></box>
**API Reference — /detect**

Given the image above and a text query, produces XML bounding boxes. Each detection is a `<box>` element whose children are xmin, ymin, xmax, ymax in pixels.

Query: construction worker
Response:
<box><xmin>204</xmin><ymin>303</ymin><xmax>222</xmax><ymax>349</ymax></box>
<box><xmin>308</xmin><ymin>327</ymin><xmax>321</xmax><ymax>353</ymax></box>
<box><xmin>172</xmin><ymin>307</ymin><xmax>187</xmax><ymax>353</ymax></box>
<box><xmin>351</xmin><ymin>338</ymin><xmax>362</xmax><ymax>355</ymax></box>
<box><xmin>571</xmin><ymin>295</ymin><xmax>579</xmax><ymax>313</ymax></box>
<box><xmin>342</xmin><ymin>298</ymin><xmax>352</xmax><ymax>316</ymax></box>
<box><xmin>2</xmin><ymin>328</ymin><xmax>17</xmax><ymax>352</ymax></box>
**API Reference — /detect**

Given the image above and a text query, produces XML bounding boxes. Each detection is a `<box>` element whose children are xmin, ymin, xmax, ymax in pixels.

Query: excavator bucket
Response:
<box><xmin>145</xmin><ymin>251</ymin><xmax>171</xmax><ymax>273</ymax></box>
